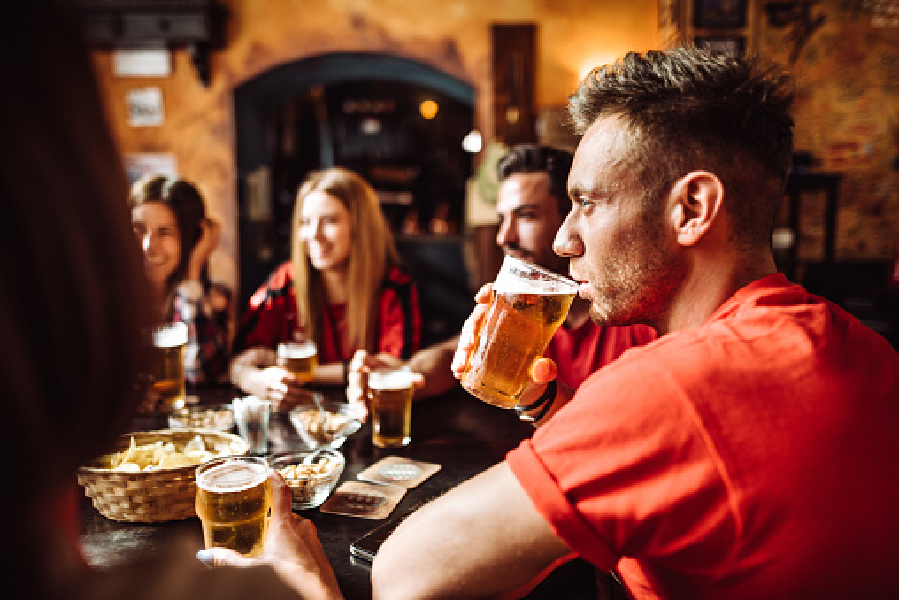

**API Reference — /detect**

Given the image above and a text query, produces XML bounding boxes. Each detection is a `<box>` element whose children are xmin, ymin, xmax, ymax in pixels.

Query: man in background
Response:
<box><xmin>347</xmin><ymin>144</ymin><xmax>655</xmax><ymax>408</ymax></box>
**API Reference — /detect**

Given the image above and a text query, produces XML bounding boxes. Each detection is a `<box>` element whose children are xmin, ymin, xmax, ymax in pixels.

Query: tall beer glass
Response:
<box><xmin>461</xmin><ymin>256</ymin><xmax>577</xmax><ymax>409</ymax></box>
<box><xmin>367</xmin><ymin>367</ymin><xmax>416</xmax><ymax>448</ymax></box>
<box><xmin>277</xmin><ymin>340</ymin><xmax>318</xmax><ymax>383</ymax></box>
<box><xmin>195</xmin><ymin>456</ymin><xmax>271</xmax><ymax>558</ymax></box>
<box><xmin>149</xmin><ymin>322</ymin><xmax>187</xmax><ymax>408</ymax></box>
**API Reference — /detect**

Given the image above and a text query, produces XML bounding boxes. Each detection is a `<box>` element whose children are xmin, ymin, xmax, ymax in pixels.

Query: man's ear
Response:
<box><xmin>668</xmin><ymin>171</ymin><xmax>724</xmax><ymax>247</ymax></box>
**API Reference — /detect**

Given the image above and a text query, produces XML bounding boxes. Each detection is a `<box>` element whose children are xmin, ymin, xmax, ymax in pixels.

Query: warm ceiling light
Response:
<box><xmin>419</xmin><ymin>99</ymin><xmax>439</xmax><ymax>120</ymax></box>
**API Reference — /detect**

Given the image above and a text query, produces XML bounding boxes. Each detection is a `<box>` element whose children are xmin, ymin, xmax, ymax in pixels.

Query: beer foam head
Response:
<box><xmin>277</xmin><ymin>340</ymin><xmax>317</xmax><ymax>359</ymax></box>
<box><xmin>368</xmin><ymin>368</ymin><xmax>416</xmax><ymax>391</ymax></box>
<box><xmin>493</xmin><ymin>255</ymin><xmax>577</xmax><ymax>295</ymax></box>
<box><xmin>152</xmin><ymin>322</ymin><xmax>188</xmax><ymax>348</ymax></box>
<box><xmin>196</xmin><ymin>458</ymin><xmax>268</xmax><ymax>492</ymax></box>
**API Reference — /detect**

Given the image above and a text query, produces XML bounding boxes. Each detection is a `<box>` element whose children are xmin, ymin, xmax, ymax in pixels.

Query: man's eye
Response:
<box><xmin>575</xmin><ymin>196</ymin><xmax>593</xmax><ymax>208</ymax></box>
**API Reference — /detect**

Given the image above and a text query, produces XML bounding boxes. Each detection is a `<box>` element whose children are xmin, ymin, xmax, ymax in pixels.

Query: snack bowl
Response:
<box><xmin>269</xmin><ymin>448</ymin><xmax>345</xmax><ymax>509</ymax></box>
<box><xmin>288</xmin><ymin>397</ymin><xmax>364</xmax><ymax>449</ymax></box>
<box><xmin>77</xmin><ymin>429</ymin><xmax>248</xmax><ymax>522</ymax></box>
<box><xmin>168</xmin><ymin>403</ymin><xmax>234</xmax><ymax>431</ymax></box>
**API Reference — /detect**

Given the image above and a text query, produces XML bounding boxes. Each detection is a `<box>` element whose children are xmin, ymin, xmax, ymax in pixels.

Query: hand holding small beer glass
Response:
<box><xmin>461</xmin><ymin>255</ymin><xmax>577</xmax><ymax>409</ymax></box>
<box><xmin>195</xmin><ymin>456</ymin><xmax>271</xmax><ymax>558</ymax></box>
<box><xmin>367</xmin><ymin>366</ymin><xmax>416</xmax><ymax>447</ymax></box>
<box><xmin>277</xmin><ymin>340</ymin><xmax>318</xmax><ymax>383</ymax></box>
<box><xmin>148</xmin><ymin>322</ymin><xmax>188</xmax><ymax>409</ymax></box>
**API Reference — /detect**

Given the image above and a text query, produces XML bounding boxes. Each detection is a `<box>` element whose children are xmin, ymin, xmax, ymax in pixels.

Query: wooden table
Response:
<box><xmin>79</xmin><ymin>385</ymin><xmax>601</xmax><ymax>599</ymax></box>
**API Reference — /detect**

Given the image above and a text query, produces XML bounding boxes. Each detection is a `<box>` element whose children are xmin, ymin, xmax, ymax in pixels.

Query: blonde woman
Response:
<box><xmin>231</xmin><ymin>167</ymin><xmax>420</xmax><ymax>410</ymax></box>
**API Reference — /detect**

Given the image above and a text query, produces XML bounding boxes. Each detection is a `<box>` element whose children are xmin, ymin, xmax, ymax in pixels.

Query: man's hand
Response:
<box><xmin>198</xmin><ymin>473</ymin><xmax>343</xmax><ymax>600</ymax></box>
<box><xmin>450</xmin><ymin>284</ymin><xmax>493</xmax><ymax>380</ymax></box>
<box><xmin>186</xmin><ymin>218</ymin><xmax>221</xmax><ymax>281</ymax></box>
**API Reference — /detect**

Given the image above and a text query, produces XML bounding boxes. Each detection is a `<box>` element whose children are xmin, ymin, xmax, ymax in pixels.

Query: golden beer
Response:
<box><xmin>367</xmin><ymin>368</ymin><xmax>415</xmax><ymax>448</ymax></box>
<box><xmin>150</xmin><ymin>323</ymin><xmax>187</xmax><ymax>408</ymax></box>
<box><xmin>195</xmin><ymin>457</ymin><xmax>270</xmax><ymax>558</ymax></box>
<box><xmin>461</xmin><ymin>256</ymin><xmax>577</xmax><ymax>409</ymax></box>
<box><xmin>277</xmin><ymin>341</ymin><xmax>317</xmax><ymax>383</ymax></box>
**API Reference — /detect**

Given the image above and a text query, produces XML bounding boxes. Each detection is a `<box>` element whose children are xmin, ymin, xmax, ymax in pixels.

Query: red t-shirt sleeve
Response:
<box><xmin>507</xmin><ymin>347</ymin><xmax>736</xmax><ymax>574</ymax></box>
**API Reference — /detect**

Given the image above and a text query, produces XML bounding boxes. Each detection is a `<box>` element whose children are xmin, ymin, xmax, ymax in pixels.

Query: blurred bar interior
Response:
<box><xmin>77</xmin><ymin>0</ymin><xmax>899</xmax><ymax>348</ymax></box>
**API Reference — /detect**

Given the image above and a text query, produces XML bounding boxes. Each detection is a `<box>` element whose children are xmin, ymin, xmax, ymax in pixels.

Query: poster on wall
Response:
<box><xmin>694</xmin><ymin>0</ymin><xmax>746</xmax><ymax>29</ymax></box>
<box><xmin>124</xmin><ymin>153</ymin><xmax>177</xmax><ymax>185</ymax></box>
<box><xmin>126</xmin><ymin>87</ymin><xmax>165</xmax><ymax>127</ymax></box>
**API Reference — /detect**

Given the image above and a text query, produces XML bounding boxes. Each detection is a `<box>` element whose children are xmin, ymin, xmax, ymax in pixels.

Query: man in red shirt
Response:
<box><xmin>371</xmin><ymin>48</ymin><xmax>899</xmax><ymax>599</ymax></box>
<box><xmin>347</xmin><ymin>144</ymin><xmax>654</xmax><ymax>403</ymax></box>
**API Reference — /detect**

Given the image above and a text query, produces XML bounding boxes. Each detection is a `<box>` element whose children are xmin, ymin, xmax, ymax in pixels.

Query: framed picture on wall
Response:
<box><xmin>695</xmin><ymin>35</ymin><xmax>745</xmax><ymax>56</ymax></box>
<box><xmin>694</xmin><ymin>0</ymin><xmax>746</xmax><ymax>29</ymax></box>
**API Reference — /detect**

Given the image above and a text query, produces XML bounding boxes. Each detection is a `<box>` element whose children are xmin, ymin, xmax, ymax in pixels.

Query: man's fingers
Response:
<box><xmin>531</xmin><ymin>357</ymin><xmax>557</xmax><ymax>383</ymax></box>
<box><xmin>474</xmin><ymin>282</ymin><xmax>493</xmax><ymax>303</ymax></box>
<box><xmin>268</xmin><ymin>471</ymin><xmax>294</xmax><ymax>518</ymax></box>
<box><xmin>196</xmin><ymin>547</ymin><xmax>254</xmax><ymax>567</ymax></box>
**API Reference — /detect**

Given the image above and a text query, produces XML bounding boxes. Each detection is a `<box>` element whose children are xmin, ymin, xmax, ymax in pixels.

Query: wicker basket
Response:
<box><xmin>77</xmin><ymin>428</ymin><xmax>248</xmax><ymax>523</ymax></box>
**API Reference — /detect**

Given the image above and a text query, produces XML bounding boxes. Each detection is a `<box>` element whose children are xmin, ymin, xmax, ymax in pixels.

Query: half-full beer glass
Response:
<box><xmin>277</xmin><ymin>340</ymin><xmax>318</xmax><ymax>383</ymax></box>
<box><xmin>195</xmin><ymin>456</ymin><xmax>271</xmax><ymax>558</ymax></box>
<box><xmin>149</xmin><ymin>322</ymin><xmax>187</xmax><ymax>408</ymax></box>
<box><xmin>367</xmin><ymin>367</ymin><xmax>416</xmax><ymax>448</ymax></box>
<box><xmin>461</xmin><ymin>255</ymin><xmax>577</xmax><ymax>409</ymax></box>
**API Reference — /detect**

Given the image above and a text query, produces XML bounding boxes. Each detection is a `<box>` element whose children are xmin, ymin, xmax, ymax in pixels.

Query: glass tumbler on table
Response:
<box><xmin>195</xmin><ymin>456</ymin><xmax>271</xmax><ymax>558</ymax></box>
<box><xmin>367</xmin><ymin>367</ymin><xmax>416</xmax><ymax>448</ymax></box>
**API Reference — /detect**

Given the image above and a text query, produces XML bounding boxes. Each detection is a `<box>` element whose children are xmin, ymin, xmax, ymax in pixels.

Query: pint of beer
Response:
<box><xmin>277</xmin><ymin>340</ymin><xmax>318</xmax><ymax>383</ymax></box>
<box><xmin>195</xmin><ymin>456</ymin><xmax>271</xmax><ymax>558</ymax></box>
<box><xmin>367</xmin><ymin>367</ymin><xmax>416</xmax><ymax>448</ymax></box>
<box><xmin>461</xmin><ymin>256</ymin><xmax>577</xmax><ymax>409</ymax></box>
<box><xmin>149</xmin><ymin>322</ymin><xmax>188</xmax><ymax>408</ymax></box>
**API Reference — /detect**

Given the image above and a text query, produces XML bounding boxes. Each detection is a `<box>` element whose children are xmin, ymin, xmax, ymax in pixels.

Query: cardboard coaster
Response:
<box><xmin>357</xmin><ymin>456</ymin><xmax>441</xmax><ymax>489</ymax></box>
<box><xmin>319</xmin><ymin>481</ymin><xmax>406</xmax><ymax>519</ymax></box>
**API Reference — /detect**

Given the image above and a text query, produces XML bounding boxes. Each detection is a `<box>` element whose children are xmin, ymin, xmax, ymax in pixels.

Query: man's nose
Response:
<box><xmin>553</xmin><ymin>214</ymin><xmax>581</xmax><ymax>257</ymax></box>
<box><xmin>496</xmin><ymin>219</ymin><xmax>516</xmax><ymax>247</ymax></box>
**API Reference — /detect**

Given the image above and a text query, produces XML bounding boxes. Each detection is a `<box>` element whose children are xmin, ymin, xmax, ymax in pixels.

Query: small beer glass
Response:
<box><xmin>195</xmin><ymin>456</ymin><xmax>271</xmax><ymax>558</ymax></box>
<box><xmin>277</xmin><ymin>340</ymin><xmax>318</xmax><ymax>383</ymax></box>
<box><xmin>367</xmin><ymin>367</ymin><xmax>416</xmax><ymax>448</ymax></box>
<box><xmin>149</xmin><ymin>322</ymin><xmax>188</xmax><ymax>409</ymax></box>
<box><xmin>461</xmin><ymin>255</ymin><xmax>577</xmax><ymax>409</ymax></box>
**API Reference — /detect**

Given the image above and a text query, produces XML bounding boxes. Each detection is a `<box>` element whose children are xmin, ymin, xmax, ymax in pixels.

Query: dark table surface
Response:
<box><xmin>79</xmin><ymin>385</ymin><xmax>601</xmax><ymax>599</ymax></box>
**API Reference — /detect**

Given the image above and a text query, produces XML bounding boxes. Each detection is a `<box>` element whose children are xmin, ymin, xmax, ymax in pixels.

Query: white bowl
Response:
<box><xmin>269</xmin><ymin>449</ymin><xmax>345</xmax><ymax>509</ymax></box>
<box><xmin>288</xmin><ymin>398</ymin><xmax>363</xmax><ymax>449</ymax></box>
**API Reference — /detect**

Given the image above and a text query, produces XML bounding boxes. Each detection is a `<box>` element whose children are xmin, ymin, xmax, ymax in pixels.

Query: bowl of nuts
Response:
<box><xmin>269</xmin><ymin>448</ymin><xmax>345</xmax><ymax>509</ymax></box>
<box><xmin>288</xmin><ymin>397</ymin><xmax>364</xmax><ymax>450</ymax></box>
<box><xmin>168</xmin><ymin>403</ymin><xmax>234</xmax><ymax>432</ymax></box>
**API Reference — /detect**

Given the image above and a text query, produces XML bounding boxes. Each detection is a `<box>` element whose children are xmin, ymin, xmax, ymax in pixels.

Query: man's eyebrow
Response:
<box><xmin>509</xmin><ymin>202</ymin><xmax>540</xmax><ymax>213</ymax></box>
<box><xmin>567</xmin><ymin>184</ymin><xmax>588</xmax><ymax>200</ymax></box>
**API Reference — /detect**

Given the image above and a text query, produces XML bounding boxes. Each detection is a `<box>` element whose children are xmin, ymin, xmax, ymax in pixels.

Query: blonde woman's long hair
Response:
<box><xmin>291</xmin><ymin>167</ymin><xmax>399</xmax><ymax>356</ymax></box>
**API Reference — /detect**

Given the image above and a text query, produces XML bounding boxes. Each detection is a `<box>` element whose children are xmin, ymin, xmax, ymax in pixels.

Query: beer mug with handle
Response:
<box><xmin>461</xmin><ymin>255</ymin><xmax>577</xmax><ymax>409</ymax></box>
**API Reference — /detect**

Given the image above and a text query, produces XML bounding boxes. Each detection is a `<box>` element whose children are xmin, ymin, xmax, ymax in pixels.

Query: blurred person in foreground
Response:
<box><xmin>129</xmin><ymin>175</ymin><xmax>233</xmax><ymax>397</ymax></box>
<box><xmin>1</xmin><ymin>2</ymin><xmax>341</xmax><ymax>598</ymax></box>
<box><xmin>347</xmin><ymin>144</ymin><xmax>655</xmax><ymax>414</ymax></box>
<box><xmin>370</xmin><ymin>48</ymin><xmax>899</xmax><ymax>598</ymax></box>
<box><xmin>231</xmin><ymin>167</ymin><xmax>420</xmax><ymax>411</ymax></box>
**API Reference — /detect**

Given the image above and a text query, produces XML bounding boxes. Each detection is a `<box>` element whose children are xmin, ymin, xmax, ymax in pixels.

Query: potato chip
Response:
<box><xmin>102</xmin><ymin>433</ymin><xmax>230</xmax><ymax>472</ymax></box>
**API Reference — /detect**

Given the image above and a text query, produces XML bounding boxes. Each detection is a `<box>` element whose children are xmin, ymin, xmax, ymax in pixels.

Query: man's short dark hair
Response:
<box><xmin>568</xmin><ymin>47</ymin><xmax>795</xmax><ymax>248</ymax></box>
<box><xmin>497</xmin><ymin>144</ymin><xmax>574</xmax><ymax>216</ymax></box>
